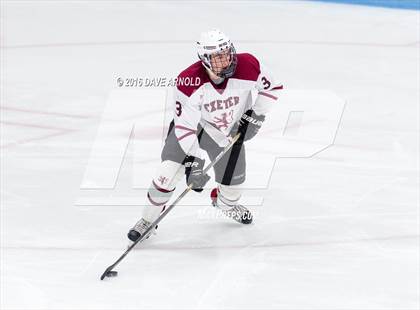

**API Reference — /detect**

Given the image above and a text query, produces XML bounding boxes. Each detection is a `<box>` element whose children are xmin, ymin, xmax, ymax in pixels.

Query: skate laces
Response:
<box><xmin>231</xmin><ymin>204</ymin><xmax>247</xmax><ymax>214</ymax></box>
<box><xmin>133</xmin><ymin>219</ymin><xmax>151</xmax><ymax>234</ymax></box>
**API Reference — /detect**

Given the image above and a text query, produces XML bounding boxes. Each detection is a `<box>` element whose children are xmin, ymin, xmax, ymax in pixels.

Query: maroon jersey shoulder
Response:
<box><xmin>232</xmin><ymin>53</ymin><xmax>261</xmax><ymax>82</ymax></box>
<box><xmin>177</xmin><ymin>61</ymin><xmax>209</xmax><ymax>97</ymax></box>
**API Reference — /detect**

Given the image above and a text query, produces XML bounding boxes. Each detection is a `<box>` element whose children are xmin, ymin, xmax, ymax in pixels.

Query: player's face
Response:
<box><xmin>210</xmin><ymin>49</ymin><xmax>232</xmax><ymax>76</ymax></box>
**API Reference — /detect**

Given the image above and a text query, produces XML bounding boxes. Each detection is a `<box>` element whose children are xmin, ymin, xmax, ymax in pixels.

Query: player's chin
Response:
<box><xmin>217</xmin><ymin>67</ymin><xmax>230</xmax><ymax>77</ymax></box>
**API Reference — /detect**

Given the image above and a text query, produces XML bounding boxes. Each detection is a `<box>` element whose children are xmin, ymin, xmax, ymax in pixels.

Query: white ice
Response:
<box><xmin>1</xmin><ymin>1</ymin><xmax>419</xmax><ymax>309</ymax></box>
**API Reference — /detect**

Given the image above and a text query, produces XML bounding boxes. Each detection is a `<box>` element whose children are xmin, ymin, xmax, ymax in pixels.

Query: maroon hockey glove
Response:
<box><xmin>231</xmin><ymin>109</ymin><xmax>265</xmax><ymax>143</ymax></box>
<box><xmin>184</xmin><ymin>156</ymin><xmax>211</xmax><ymax>192</ymax></box>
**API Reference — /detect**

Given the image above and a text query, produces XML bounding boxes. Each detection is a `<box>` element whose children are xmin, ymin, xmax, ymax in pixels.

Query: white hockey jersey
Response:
<box><xmin>173</xmin><ymin>53</ymin><xmax>283</xmax><ymax>158</ymax></box>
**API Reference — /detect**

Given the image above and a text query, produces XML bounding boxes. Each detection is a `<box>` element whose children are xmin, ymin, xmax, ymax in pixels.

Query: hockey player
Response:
<box><xmin>128</xmin><ymin>29</ymin><xmax>282</xmax><ymax>242</ymax></box>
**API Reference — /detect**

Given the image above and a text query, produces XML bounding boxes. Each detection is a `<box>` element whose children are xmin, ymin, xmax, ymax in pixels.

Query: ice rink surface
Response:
<box><xmin>1</xmin><ymin>1</ymin><xmax>419</xmax><ymax>309</ymax></box>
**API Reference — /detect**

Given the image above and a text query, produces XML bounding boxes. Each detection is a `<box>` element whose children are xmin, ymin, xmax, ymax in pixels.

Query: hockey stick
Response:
<box><xmin>100</xmin><ymin>133</ymin><xmax>241</xmax><ymax>280</ymax></box>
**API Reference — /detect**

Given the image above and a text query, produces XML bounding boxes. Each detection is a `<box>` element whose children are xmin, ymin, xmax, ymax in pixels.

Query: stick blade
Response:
<box><xmin>100</xmin><ymin>266</ymin><xmax>117</xmax><ymax>280</ymax></box>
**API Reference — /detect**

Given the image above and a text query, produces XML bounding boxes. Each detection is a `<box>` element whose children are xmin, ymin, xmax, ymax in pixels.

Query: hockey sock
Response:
<box><xmin>143</xmin><ymin>180</ymin><xmax>175</xmax><ymax>223</ymax></box>
<box><xmin>216</xmin><ymin>184</ymin><xmax>242</xmax><ymax>211</ymax></box>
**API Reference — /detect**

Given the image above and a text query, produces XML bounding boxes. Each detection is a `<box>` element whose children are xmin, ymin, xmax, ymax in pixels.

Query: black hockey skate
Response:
<box><xmin>210</xmin><ymin>188</ymin><xmax>253</xmax><ymax>224</ymax></box>
<box><xmin>127</xmin><ymin>218</ymin><xmax>156</xmax><ymax>243</ymax></box>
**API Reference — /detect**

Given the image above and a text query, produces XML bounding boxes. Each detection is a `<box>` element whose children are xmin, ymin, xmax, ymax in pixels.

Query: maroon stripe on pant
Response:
<box><xmin>152</xmin><ymin>180</ymin><xmax>174</xmax><ymax>193</ymax></box>
<box><xmin>147</xmin><ymin>192</ymin><xmax>167</xmax><ymax>207</ymax></box>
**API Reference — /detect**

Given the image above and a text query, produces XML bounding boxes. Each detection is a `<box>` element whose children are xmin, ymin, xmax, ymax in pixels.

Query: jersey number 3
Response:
<box><xmin>261</xmin><ymin>76</ymin><xmax>271</xmax><ymax>90</ymax></box>
<box><xmin>175</xmin><ymin>101</ymin><xmax>182</xmax><ymax>116</ymax></box>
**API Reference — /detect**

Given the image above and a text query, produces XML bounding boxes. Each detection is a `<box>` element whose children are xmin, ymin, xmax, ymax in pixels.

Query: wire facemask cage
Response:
<box><xmin>212</xmin><ymin>45</ymin><xmax>237</xmax><ymax>78</ymax></box>
<box><xmin>197</xmin><ymin>30</ymin><xmax>238</xmax><ymax>79</ymax></box>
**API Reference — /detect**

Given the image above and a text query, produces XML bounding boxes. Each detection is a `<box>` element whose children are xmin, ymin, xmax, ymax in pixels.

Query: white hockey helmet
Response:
<box><xmin>196</xmin><ymin>29</ymin><xmax>237</xmax><ymax>78</ymax></box>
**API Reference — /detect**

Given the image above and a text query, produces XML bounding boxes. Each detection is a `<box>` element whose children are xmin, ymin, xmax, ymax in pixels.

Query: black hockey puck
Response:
<box><xmin>106</xmin><ymin>270</ymin><xmax>118</xmax><ymax>277</ymax></box>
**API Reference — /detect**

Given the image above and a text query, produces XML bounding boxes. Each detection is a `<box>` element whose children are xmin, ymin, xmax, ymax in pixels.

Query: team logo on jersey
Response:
<box><xmin>204</xmin><ymin>96</ymin><xmax>240</xmax><ymax>113</ymax></box>
<box><xmin>213</xmin><ymin>110</ymin><xmax>234</xmax><ymax>130</ymax></box>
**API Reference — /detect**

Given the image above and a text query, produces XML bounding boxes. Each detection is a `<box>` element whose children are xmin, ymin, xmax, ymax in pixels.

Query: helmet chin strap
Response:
<box><xmin>206</xmin><ymin>68</ymin><xmax>225</xmax><ymax>85</ymax></box>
